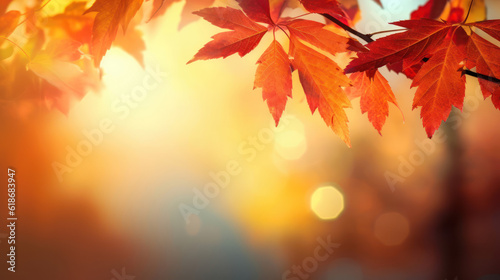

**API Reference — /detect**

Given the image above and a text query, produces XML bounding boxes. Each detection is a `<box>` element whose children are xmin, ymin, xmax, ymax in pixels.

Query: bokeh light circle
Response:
<box><xmin>311</xmin><ymin>185</ymin><xmax>345</xmax><ymax>220</ymax></box>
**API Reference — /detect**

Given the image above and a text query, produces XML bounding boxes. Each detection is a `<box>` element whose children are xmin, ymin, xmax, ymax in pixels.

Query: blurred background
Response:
<box><xmin>1</xmin><ymin>0</ymin><xmax>500</xmax><ymax>279</ymax></box>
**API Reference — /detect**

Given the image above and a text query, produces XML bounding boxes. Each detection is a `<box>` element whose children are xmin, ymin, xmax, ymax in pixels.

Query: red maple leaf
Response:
<box><xmin>411</xmin><ymin>0</ymin><xmax>448</xmax><ymax>20</ymax></box>
<box><xmin>290</xmin><ymin>33</ymin><xmax>352</xmax><ymax>145</ymax></box>
<box><xmin>410</xmin><ymin>27</ymin><xmax>466</xmax><ymax>137</ymax></box>
<box><xmin>345</xmin><ymin>19</ymin><xmax>453</xmax><ymax>74</ymax></box>
<box><xmin>254</xmin><ymin>39</ymin><xmax>293</xmax><ymax>126</ymax></box>
<box><xmin>190</xmin><ymin>0</ymin><xmax>358</xmax><ymax>145</ymax></box>
<box><xmin>346</xmin><ymin>69</ymin><xmax>400</xmax><ymax>134</ymax></box>
<box><xmin>84</xmin><ymin>0</ymin><xmax>143</xmax><ymax>66</ymax></box>
<box><xmin>187</xmin><ymin>7</ymin><xmax>268</xmax><ymax>63</ymax></box>
<box><xmin>346</xmin><ymin>17</ymin><xmax>500</xmax><ymax>137</ymax></box>
<box><xmin>466</xmin><ymin>31</ymin><xmax>500</xmax><ymax>109</ymax></box>
<box><xmin>0</xmin><ymin>10</ymin><xmax>21</xmax><ymax>38</ymax></box>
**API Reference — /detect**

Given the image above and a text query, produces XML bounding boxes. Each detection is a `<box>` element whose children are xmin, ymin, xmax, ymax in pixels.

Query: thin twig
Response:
<box><xmin>276</xmin><ymin>25</ymin><xmax>291</xmax><ymax>41</ymax></box>
<box><xmin>368</xmin><ymin>29</ymin><xmax>406</xmax><ymax>37</ymax></box>
<box><xmin>320</xmin><ymin>13</ymin><xmax>374</xmax><ymax>43</ymax></box>
<box><xmin>318</xmin><ymin>12</ymin><xmax>500</xmax><ymax>85</ymax></box>
<box><xmin>464</xmin><ymin>69</ymin><xmax>500</xmax><ymax>84</ymax></box>
<box><xmin>463</xmin><ymin>0</ymin><xmax>475</xmax><ymax>23</ymax></box>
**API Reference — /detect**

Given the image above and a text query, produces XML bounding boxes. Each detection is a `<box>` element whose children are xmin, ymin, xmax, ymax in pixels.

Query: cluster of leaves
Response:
<box><xmin>0</xmin><ymin>0</ymin><xmax>135</xmax><ymax>114</ymax></box>
<box><xmin>189</xmin><ymin>0</ymin><xmax>500</xmax><ymax>146</ymax></box>
<box><xmin>1</xmin><ymin>0</ymin><xmax>500</xmax><ymax>147</ymax></box>
<box><xmin>0</xmin><ymin>0</ymin><xmax>178</xmax><ymax>114</ymax></box>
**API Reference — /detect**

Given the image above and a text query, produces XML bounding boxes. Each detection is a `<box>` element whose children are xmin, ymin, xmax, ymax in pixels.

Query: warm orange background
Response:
<box><xmin>1</xmin><ymin>0</ymin><xmax>500</xmax><ymax>279</ymax></box>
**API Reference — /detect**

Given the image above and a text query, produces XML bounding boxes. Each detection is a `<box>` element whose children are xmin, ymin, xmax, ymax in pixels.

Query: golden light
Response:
<box><xmin>374</xmin><ymin>212</ymin><xmax>410</xmax><ymax>246</ymax></box>
<box><xmin>310</xmin><ymin>185</ymin><xmax>345</xmax><ymax>220</ymax></box>
<box><xmin>274</xmin><ymin>117</ymin><xmax>308</xmax><ymax>160</ymax></box>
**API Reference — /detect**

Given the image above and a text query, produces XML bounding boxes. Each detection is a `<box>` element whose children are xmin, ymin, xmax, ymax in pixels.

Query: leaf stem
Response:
<box><xmin>287</xmin><ymin>13</ymin><xmax>313</xmax><ymax>20</ymax></box>
<box><xmin>463</xmin><ymin>0</ymin><xmax>474</xmax><ymax>23</ymax></box>
<box><xmin>318</xmin><ymin>12</ymin><xmax>500</xmax><ymax>85</ymax></box>
<box><xmin>147</xmin><ymin>0</ymin><xmax>165</xmax><ymax>23</ymax></box>
<box><xmin>368</xmin><ymin>29</ymin><xmax>406</xmax><ymax>37</ymax></box>
<box><xmin>276</xmin><ymin>24</ymin><xmax>291</xmax><ymax>41</ymax></box>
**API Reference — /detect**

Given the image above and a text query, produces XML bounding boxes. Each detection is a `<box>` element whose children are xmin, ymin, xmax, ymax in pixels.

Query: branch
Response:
<box><xmin>320</xmin><ymin>13</ymin><xmax>374</xmax><ymax>43</ymax></box>
<box><xmin>463</xmin><ymin>69</ymin><xmax>500</xmax><ymax>85</ymax></box>
<box><xmin>319</xmin><ymin>13</ymin><xmax>500</xmax><ymax>85</ymax></box>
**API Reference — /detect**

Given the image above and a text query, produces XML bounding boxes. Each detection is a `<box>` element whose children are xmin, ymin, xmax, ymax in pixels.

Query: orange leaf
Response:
<box><xmin>0</xmin><ymin>10</ymin><xmax>21</xmax><ymax>38</ymax></box>
<box><xmin>46</xmin><ymin>2</ymin><xmax>94</xmax><ymax>44</ymax></box>
<box><xmin>411</xmin><ymin>0</ymin><xmax>485</xmax><ymax>23</ymax></box>
<box><xmin>471</xmin><ymin>20</ymin><xmax>500</xmax><ymax>42</ymax></box>
<box><xmin>299</xmin><ymin>0</ymin><xmax>345</xmax><ymax>18</ymax></box>
<box><xmin>411</xmin><ymin>28</ymin><xmax>466</xmax><ymax>137</ymax></box>
<box><xmin>410</xmin><ymin>0</ymin><xmax>448</xmax><ymax>20</ymax></box>
<box><xmin>254</xmin><ymin>39</ymin><xmax>293</xmax><ymax>126</ymax></box>
<box><xmin>114</xmin><ymin>27</ymin><xmax>145</xmax><ymax>67</ymax></box>
<box><xmin>346</xmin><ymin>70</ymin><xmax>400</xmax><ymax>134</ymax></box>
<box><xmin>28</xmin><ymin>40</ymin><xmax>100</xmax><ymax>114</ymax></box>
<box><xmin>85</xmin><ymin>0</ymin><xmax>144</xmax><ymax>66</ymax></box>
<box><xmin>270</xmin><ymin>0</ymin><xmax>287</xmax><ymax>22</ymax></box>
<box><xmin>290</xmin><ymin>35</ymin><xmax>352</xmax><ymax>146</ymax></box>
<box><xmin>345</xmin><ymin>19</ymin><xmax>453</xmax><ymax>74</ymax></box>
<box><xmin>236</xmin><ymin>0</ymin><xmax>274</xmax><ymax>24</ymax></box>
<box><xmin>188</xmin><ymin>7</ymin><xmax>268</xmax><ymax>63</ymax></box>
<box><xmin>0</xmin><ymin>0</ymin><xmax>13</xmax><ymax>15</ymax></box>
<box><xmin>285</xmin><ymin>19</ymin><xmax>349</xmax><ymax>55</ymax></box>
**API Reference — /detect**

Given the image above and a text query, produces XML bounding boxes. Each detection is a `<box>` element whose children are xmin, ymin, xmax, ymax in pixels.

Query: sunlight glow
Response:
<box><xmin>274</xmin><ymin>118</ymin><xmax>307</xmax><ymax>160</ymax></box>
<box><xmin>311</xmin><ymin>186</ymin><xmax>345</xmax><ymax>220</ymax></box>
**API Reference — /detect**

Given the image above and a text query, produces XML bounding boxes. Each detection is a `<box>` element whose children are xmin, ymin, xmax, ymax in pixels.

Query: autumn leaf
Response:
<box><xmin>113</xmin><ymin>11</ymin><xmax>146</xmax><ymax>67</ymax></box>
<box><xmin>386</xmin><ymin>60</ymin><xmax>424</xmax><ymax>79</ymax></box>
<box><xmin>189</xmin><ymin>1</ymin><xmax>357</xmax><ymax>145</ymax></box>
<box><xmin>254</xmin><ymin>39</ymin><xmax>292</xmax><ymax>126</ymax></box>
<box><xmin>188</xmin><ymin>0</ymin><xmax>500</xmax><ymax>143</ymax></box>
<box><xmin>466</xmin><ymin>32</ymin><xmax>500</xmax><ymax>109</ymax></box>
<box><xmin>290</xmin><ymin>35</ymin><xmax>352</xmax><ymax>146</ymax></box>
<box><xmin>0</xmin><ymin>10</ymin><xmax>21</xmax><ymax>38</ymax></box>
<box><xmin>345</xmin><ymin>19</ymin><xmax>453</xmax><ymax>74</ymax></box>
<box><xmin>270</xmin><ymin>0</ymin><xmax>288</xmax><ymax>22</ymax></box>
<box><xmin>411</xmin><ymin>27</ymin><xmax>466</xmax><ymax>138</ymax></box>
<box><xmin>236</xmin><ymin>0</ymin><xmax>274</xmax><ymax>24</ymax></box>
<box><xmin>114</xmin><ymin>26</ymin><xmax>146</xmax><ymax>67</ymax></box>
<box><xmin>346</xmin><ymin>70</ymin><xmax>400</xmax><ymax>134</ymax></box>
<box><xmin>299</xmin><ymin>0</ymin><xmax>345</xmax><ymax>18</ymax></box>
<box><xmin>308</xmin><ymin>0</ymin><xmax>381</xmax><ymax>26</ymax></box>
<box><xmin>284</xmin><ymin>19</ymin><xmax>350</xmax><ymax>55</ymax></box>
<box><xmin>84</xmin><ymin>0</ymin><xmax>144</xmax><ymax>66</ymax></box>
<box><xmin>28</xmin><ymin>40</ymin><xmax>100</xmax><ymax>114</ymax></box>
<box><xmin>46</xmin><ymin>2</ymin><xmax>94</xmax><ymax>44</ymax></box>
<box><xmin>337</xmin><ymin>0</ymin><xmax>361</xmax><ymax>24</ymax></box>
<box><xmin>470</xmin><ymin>20</ymin><xmax>500</xmax><ymax>42</ymax></box>
<box><xmin>0</xmin><ymin>0</ymin><xmax>13</xmax><ymax>15</ymax></box>
<box><xmin>410</xmin><ymin>0</ymin><xmax>448</xmax><ymax>20</ymax></box>
<box><xmin>411</xmin><ymin>0</ymin><xmax>485</xmax><ymax>23</ymax></box>
<box><xmin>187</xmin><ymin>7</ymin><xmax>268</xmax><ymax>63</ymax></box>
